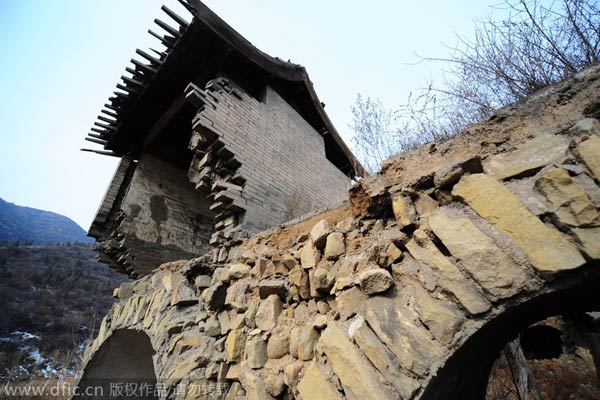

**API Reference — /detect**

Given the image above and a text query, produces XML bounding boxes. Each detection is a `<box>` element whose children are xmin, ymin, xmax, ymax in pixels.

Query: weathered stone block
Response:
<box><xmin>245</xmin><ymin>339</ymin><xmax>267</xmax><ymax>369</ymax></box>
<box><xmin>297</xmin><ymin>363</ymin><xmax>342</xmax><ymax>400</ymax></box>
<box><xmin>316</xmin><ymin>323</ymin><xmax>395</xmax><ymax>399</ymax></box>
<box><xmin>350</xmin><ymin>316</ymin><xmax>421</xmax><ymax>399</ymax></box>
<box><xmin>361</xmin><ymin>296</ymin><xmax>444</xmax><ymax>377</ymax></box>
<box><xmin>453</xmin><ymin>173</ymin><xmax>586</xmax><ymax>272</ymax></box>
<box><xmin>573</xmin><ymin>227</ymin><xmax>600</xmax><ymax>259</ymax></box>
<box><xmin>310</xmin><ymin>219</ymin><xmax>331</xmax><ymax>248</ymax></box>
<box><xmin>255</xmin><ymin>294</ymin><xmax>282</xmax><ymax>331</ymax></box>
<box><xmin>406</xmin><ymin>230</ymin><xmax>491</xmax><ymax>314</ymax></box>
<box><xmin>535</xmin><ymin>167</ymin><xmax>599</xmax><ymax>227</ymax></box>
<box><xmin>300</xmin><ymin>241</ymin><xmax>321</xmax><ymax>269</ymax></box>
<box><xmin>483</xmin><ymin>134</ymin><xmax>569</xmax><ymax>180</ymax></box>
<box><xmin>225</xmin><ymin>328</ymin><xmax>246</xmax><ymax>362</ymax></box>
<box><xmin>297</xmin><ymin>325</ymin><xmax>319</xmax><ymax>361</ymax></box>
<box><xmin>428</xmin><ymin>210</ymin><xmax>530</xmax><ymax>299</ymax></box>
<box><xmin>357</xmin><ymin>268</ymin><xmax>393</xmax><ymax>295</ymax></box>
<box><xmin>391</xmin><ymin>193</ymin><xmax>417</xmax><ymax>228</ymax></box>
<box><xmin>576</xmin><ymin>134</ymin><xmax>600</xmax><ymax>179</ymax></box>
<box><xmin>324</xmin><ymin>232</ymin><xmax>345</xmax><ymax>260</ymax></box>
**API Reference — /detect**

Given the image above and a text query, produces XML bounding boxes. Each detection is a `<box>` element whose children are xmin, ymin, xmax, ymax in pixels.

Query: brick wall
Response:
<box><xmin>191</xmin><ymin>80</ymin><xmax>350</xmax><ymax>233</ymax></box>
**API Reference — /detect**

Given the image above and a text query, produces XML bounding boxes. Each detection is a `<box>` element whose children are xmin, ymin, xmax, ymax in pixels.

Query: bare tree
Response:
<box><xmin>351</xmin><ymin>0</ymin><xmax>600</xmax><ymax>173</ymax></box>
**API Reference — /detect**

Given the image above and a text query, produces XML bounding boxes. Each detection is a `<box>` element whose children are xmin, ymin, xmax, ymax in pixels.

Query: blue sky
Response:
<box><xmin>0</xmin><ymin>0</ymin><xmax>502</xmax><ymax>229</ymax></box>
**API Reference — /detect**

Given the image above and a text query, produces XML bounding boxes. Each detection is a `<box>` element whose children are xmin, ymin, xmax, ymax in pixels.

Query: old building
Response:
<box><xmin>84</xmin><ymin>0</ymin><xmax>365</xmax><ymax>277</ymax></box>
<box><xmin>76</xmin><ymin>60</ymin><xmax>600</xmax><ymax>399</ymax></box>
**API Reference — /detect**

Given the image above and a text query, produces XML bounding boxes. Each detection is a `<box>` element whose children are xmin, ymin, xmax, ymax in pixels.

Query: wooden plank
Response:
<box><xmin>91</xmin><ymin>127</ymin><xmax>111</xmax><ymax>135</ymax></box>
<box><xmin>98</xmin><ymin>115</ymin><xmax>116</xmax><ymax>124</ymax></box>
<box><xmin>85</xmin><ymin>137</ymin><xmax>108</xmax><ymax>145</ymax></box>
<box><xmin>94</xmin><ymin>121</ymin><xmax>114</xmax><ymax>130</ymax></box>
<box><xmin>117</xmin><ymin>83</ymin><xmax>140</xmax><ymax>94</ymax></box>
<box><xmin>148</xmin><ymin>29</ymin><xmax>176</xmax><ymax>47</ymax></box>
<box><xmin>125</xmin><ymin>66</ymin><xmax>148</xmax><ymax>80</ymax></box>
<box><xmin>154</xmin><ymin>18</ymin><xmax>181</xmax><ymax>38</ymax></box>
<box><xmin>101</xmin><ymin>109</ymin><xmax>118</xmax><ymax>118</ymax></box>
<box><xmin>161</xmin><ymin>5</ymin><xmax>189</xmax><ymax>27</ymax></box>
<box><xmin>135</xmin><ymin>49</ymin><xmax>161</xmax><ymax>66</ymax></box>
<box><xmin>81</xmin><ymin>148</ymin><xmax>120</xmax><ymax>157</ymax></box>
<box><xmin>104</xmin><ymin>103</ymin><xmax>121</xmax><ymax>112</ymax></box>
<box><xmin>131</xmin><ymin>58</ymin><xmax>157</xmax><ymax>74</ymax></box>
<box><xmin>121</xmin><ymin>75</ymin><xmax>145</xmax><ymax>87</ymax></box>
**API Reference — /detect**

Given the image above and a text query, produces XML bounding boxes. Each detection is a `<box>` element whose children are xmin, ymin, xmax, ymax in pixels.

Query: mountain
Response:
<box><xmin>0</xmin><ymin>198</ymin><xmax>93</xmax><ymax>245</ymax></box>
<box><xmin>0</xmin><ymin>243</ymin><xmax>128</xmax><ymax>379</ymax></box>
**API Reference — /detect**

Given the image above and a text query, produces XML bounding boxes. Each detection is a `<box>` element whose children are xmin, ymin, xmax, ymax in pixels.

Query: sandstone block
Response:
<box><xmin>225</xmin><ymin>282</ymin><xmax>249</xmax><ymax>311</ymax></box>
<box><xmin>453</xmin><ymin>173</ymin><xmax>586</xmax><ymax>272</ymax></box>
<box><xmin>406</xmin><ymin>230</ymin><xmax>491</xmax><ymax>314</ymax></box>
<box><xmin>350</xmin><ymin>316</ymin><xmax>421</xmax><ymax>399</ymax></box>
<box><xmin>414</xmin><ymin>193</ymin><xmax>439</xmax><ymax>216</ymax></box>
<box><xmin>258</xmin><ymin>278</ymin><xmax>288</xmax><ymax>299</ymax></box>
<box><xmin>204</xmin><ymin>314</ymin><xmax>221</xmax><ymax>337</ymax></box>
<box><xmin>336</xmin><ymin>217</ymin><xmax>355</xmax><ymax>233</ymax></box>
<box><xmin>170</xmin><ymin>282</ymin><xmax>198</xmax><ymax>307</ymax></box>
<box><xmin>535</xmin><ymin>167</ymin><xmax>599</xmax><ymax>227</ymax></box>
<box><xmin>335</xmin><ymin>286</ymin><xmax>367</xmax><ymax>320</ymax></box>
<box><xmin>300</xmin><ymin>241</ymin><xmax>321</xmax><ymax>269</ymax></box>
<box><xmin>357</xmin><ymin>268</ymin><xmax>393</xmax><ymax>295</ymax></box>
<box><xmin>267</xmin><ymin>330</ymin><xmax>290</xmax><ymax>359</ymax></box>
<box><xmin>428</xmin><ymin>211</ymin><xmax>530</xmax><ymax>299</ymax></box>
<box><xmin>569</xmin><ymin>118</ymin><xmax>600</xmax><ymax>136</ymax></box>
<box><xmin>324</xmin><ymin>232</ymin><xmax>345</xmax><ymax>260</ymax></box>
<box><xmin>239</xmin><ymin>371</ymin><xmax>275</xmax><ymax>400</ymax></box>
<box><xmin>288</xmin><ymin>267</ymin><xmax>310</xmax><ymax>299</ymax></box>
<box><xmin>264</xmin><ymin>372</ymin><xmax>285</xmax><ymax>397</ymax></box>
<box><xmin>194</xmin><ymin>275</ymin><xmax>211</xmax><ymax>289</ymax></box>
<box><xmin>218</xmin><ymin>311</ymin><xmax>230</xmax><ymax>335</ymax></box>
<box><xmin>204</xmin><ymin>283</ymin><xmax>227</xmax><ymax>312</ymax></box>
<box><xmin>225</xmin><ymin>328</ymin><xmax>246</xmax><ymax>362</ymax></box>
<box><xmin>378</xmin><ymin>242</ymin><xmax>403</xmax><ymax>267</ymax></box>
<box><xmin>362</xmin><ymin>296</ymin><xmax>444</xmax><ymax>376</ymax></box>
<box><xmin>297</xmin><ymin>326</ymin><xmax>319</xmax><ymax>360</ymax></box>
<box><xmin>297</xmin><ymin>363</ymin><xmax>342</xmax><ymax>400</ymax></box>
<box><xmin>246</xmin><ymin>339</ymin><xmax>267</xmax><ymax>369</ymax></box>
<box><xmin>434</xmin><ymin>164</ymin><xmax>463</xmax><ymax>189</ymax></box>
<box><xmin>391</xmin><ymin>193</ymin><xmax>417</xmax><ymax>228</ymax></box>
<box><xmin>228</xmin><ymin>263</ymin><xmax>251</xmax><ymax>280</ymax></box>
<box><xmin>483</xmin><ymin>134</ymin><xmax>569</xmax><ymax>180</ymax></box>
<box><xmin>255</xmin><ymin>294</ymin><xmax>282</xmax><ymax>331</ymax></box>
<box><xmin>406</xmin><ymin>281</ymin><xmax>464</xmax><ymax>344</ymax></box>
<box><xmin>313</xmin><ymin>267</ymin><xmax>335</xmax><ymax>292</ymax></box>
<box><xmin>310</xmin><ymin>219</ymin><xmax>331</xmax><ymax>248</ymax></box>
<box><xmin>574</xmin><ymin>227</ymin><xmax>600</xmax><ymax>259</ymax></box>
<box><xmin>316</xmin><ymin>323</ymin><xmax>395</xmax><ymax>399</ymax></box>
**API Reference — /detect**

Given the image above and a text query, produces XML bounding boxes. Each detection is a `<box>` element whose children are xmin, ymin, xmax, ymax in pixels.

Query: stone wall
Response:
<box><xmin>94</xmin><ymin>154</ymin><xmax>215</xmax><ymax>277</ymax></box>
<box><xmin>77</xmin><ymin>65</ymin><xmax>600</xmax><ymax>398</ymax></box>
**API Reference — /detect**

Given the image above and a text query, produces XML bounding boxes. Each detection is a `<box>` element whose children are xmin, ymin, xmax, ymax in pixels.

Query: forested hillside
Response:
<box><xmin>0</xmin><ymin>198</ymin><xmax>94</xmax><ymax>245</ymax></box>
<box><xmin>0</xmin><ymin>244</ymin><xmax>127</xmax><ymax>380</ymax></box>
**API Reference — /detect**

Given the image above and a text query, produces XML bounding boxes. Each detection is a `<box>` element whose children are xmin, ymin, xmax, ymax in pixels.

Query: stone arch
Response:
<box><xmin>76</xmin><ymin>329</ymin><xmax>158</xmax><ymax>399</ymax></box>
<box><xmin>421</xmin><ymin>263</ymin><xmax>600</xmax><ymax>400</ymax></box>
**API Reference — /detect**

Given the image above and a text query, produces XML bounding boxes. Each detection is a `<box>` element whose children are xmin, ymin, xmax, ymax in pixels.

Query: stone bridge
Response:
<box><xmin>76</xmin><ymin>66</ymin><xmax>600</xmax><ymax>399</ymax></box>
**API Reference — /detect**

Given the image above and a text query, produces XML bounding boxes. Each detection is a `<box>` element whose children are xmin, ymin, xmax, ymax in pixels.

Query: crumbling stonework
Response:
<box><xmin>77</xmin><ymin>64</ymin><xmax>600</xmax><ymax>399</ymax></box>
<box><xmin>85</xmin><ymin>1</ymin><xmax>363</xmax><ymax>277</ymax></box>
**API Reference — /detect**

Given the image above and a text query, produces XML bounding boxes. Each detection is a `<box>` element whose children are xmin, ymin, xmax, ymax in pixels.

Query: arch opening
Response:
<box><xmin>520</xmin><ymin>324</ymin><xmax>563</xmax><ymax>360</ymax></box>
<box><xmin>420</xmin><ymin>263</ymin><xmax>600</xmax><ymax>400</ymax></box>
<box><xmin>76</xmin><ymin>330</ymin><xmax>158</xmax><ymax>399</ymax></box>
